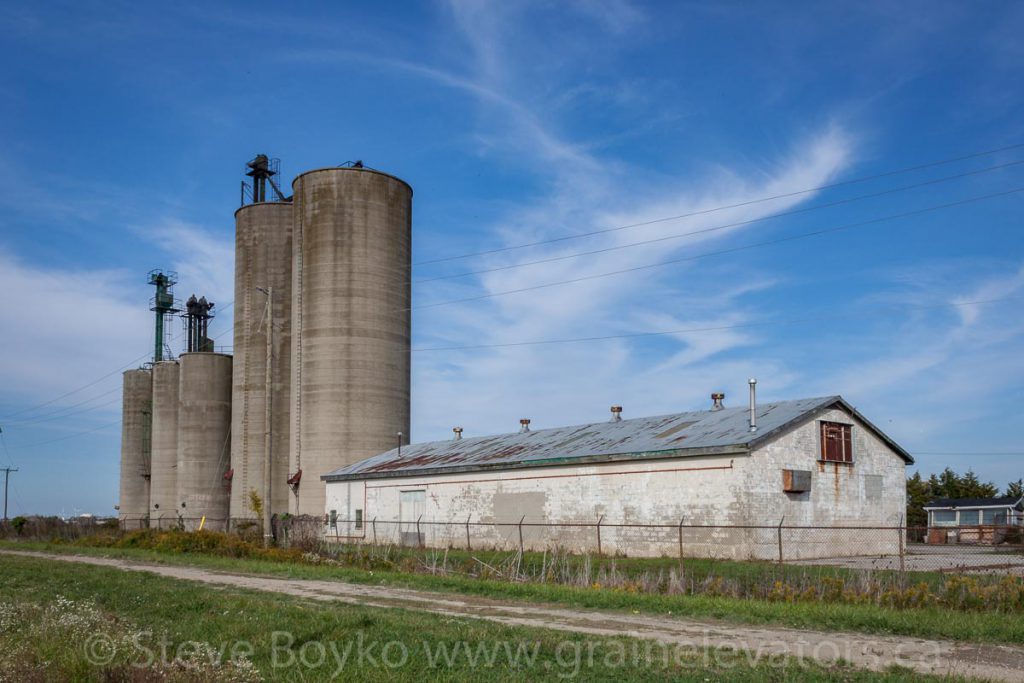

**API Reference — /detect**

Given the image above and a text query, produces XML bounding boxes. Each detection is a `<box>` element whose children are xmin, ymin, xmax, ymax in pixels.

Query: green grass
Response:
<box><xmin>4</xmin><ymin>539</ymin><xmax>1024</xmax><ymax>646</ymax></box>
<box><xmin>0</xmin><ymin>553</ymin><xmax>977</xmax><ymax>681</ymax></box>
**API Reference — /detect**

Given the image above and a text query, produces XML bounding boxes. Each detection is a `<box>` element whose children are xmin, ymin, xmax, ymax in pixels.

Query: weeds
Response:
<box><xmin>0</xmin><ymin>595</ymin><xmax>262</xmax><ymax>682</ymax></box>
<box><xmin>28</xmin><ymin>529</ymin><xmax>1024</xmax><ymax>615</ymax></box>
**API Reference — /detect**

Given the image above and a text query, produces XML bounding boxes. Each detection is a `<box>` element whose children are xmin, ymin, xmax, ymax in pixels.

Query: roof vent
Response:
<box><xmin>453</xmin><ymin>427</ymin><xmax>463</xmax><ymax>440</ymax></box>
<box><xmin>711</xmin><ymin>393</ymin><xmax>725</xmax><ymax>411</ymax></box>
<box><xmin>519</xmin><ymin>418</ymin><xmax>531</xmax><ymax>433</ymax></box>
<box><xmin>748</xmin><ymin>378</ymin><xmax>757</xmax><ymax>433</ymax></box>
<box><xmin>610</xmin><ymin>406</ymin><xmax>623</xmax><ymax>422</ymax></box>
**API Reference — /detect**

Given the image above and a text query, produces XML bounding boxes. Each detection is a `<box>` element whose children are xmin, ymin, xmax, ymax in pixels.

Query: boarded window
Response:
<box><xmin>864</xmin><ymin>474</ymin><xmax>883</xmax><ymax>502</ymax></box>
<box><xmin>820</xmin><ymin>422</ymin><xmax>853</xmax><ymax>463</ymax></box>
<box><xmin>354</xmin><ymin>508</ymin><xmax>364</xmax><ymax>530</ymax></box>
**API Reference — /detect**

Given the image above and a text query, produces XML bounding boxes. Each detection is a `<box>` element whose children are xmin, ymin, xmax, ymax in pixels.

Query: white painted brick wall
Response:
<box><xmin>324</xmin><ymin>406</ymin><xmax>907</xmax><ymax>560</ymax></box>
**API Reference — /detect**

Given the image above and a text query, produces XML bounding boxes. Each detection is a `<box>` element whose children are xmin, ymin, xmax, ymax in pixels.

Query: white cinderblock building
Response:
<box><xmin>322</xmin><ymin>395</ymin><xmax>911</xmax><ymax>559</ymax></box>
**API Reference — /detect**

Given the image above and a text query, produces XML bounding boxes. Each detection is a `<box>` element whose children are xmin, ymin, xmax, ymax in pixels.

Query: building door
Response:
<box><xmin>400</xmin><ymin>490</ymin><xmax>425</xmax><ymax>546</ymax></box>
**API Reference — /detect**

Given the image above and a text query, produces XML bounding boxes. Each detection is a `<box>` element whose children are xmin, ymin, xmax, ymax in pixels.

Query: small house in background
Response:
<box><xmin>924</xmin><ymin>496</ymin><xmax>1024</xmax><ymax>545</ymax></box>
<box><xmin>323</xmin><ymin>393</ymin><xmax>912</xmax><ymax>560</ymax></box>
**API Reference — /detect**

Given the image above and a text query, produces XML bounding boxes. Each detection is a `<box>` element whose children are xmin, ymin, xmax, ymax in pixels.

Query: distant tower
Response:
<box><xmin>148</xmin><ymin>270</ymin><xmax>180</xmax><ymax>362</ymax></box>
<box><xmin>242</xmin><ymin>154</ymin><xmax>287</xmax><ymax>206</ymax></box>
<box><xmin>184</xmin><ymin>295</ymin><xmax>216</xmax><ymax>352</ymax></box>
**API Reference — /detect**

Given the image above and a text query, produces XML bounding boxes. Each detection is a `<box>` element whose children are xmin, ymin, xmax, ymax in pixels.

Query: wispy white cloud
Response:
<box><xmin>391</xmin><ymin>1</ymin><xmax>855</xmax><ymax>438</ymax></box>
<box><xmin>0</xmin><ymin>249</ymin><xmax>150</xmax><ymax>403</ymax></box>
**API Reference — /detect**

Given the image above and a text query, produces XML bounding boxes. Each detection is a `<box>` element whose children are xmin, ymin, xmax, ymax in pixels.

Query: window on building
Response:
<box><xmin>355</xmin><ymin>508</ymin><xmax>364</xmax><ymax>530</ymax></box>
<box><xmin>959</xmin><ymin>509</ymin><xmax>980</xmax><ymax>526</ymax></box>
<box><xmin>820</xmin><ymin>422</ymin><xmax>853</xmax><ymax>463</ymax></box>
<box><xmin>329</xmin><ymin>509</ymin><xmax>337</xmax><ymax>529</ymax></box>
<box><xmin>932</xmin><ymin>510</ymin><xmax>956</xmax><ymax>525</ymax></box>
<box><xmin>982</xmin><ymin>509</ymin><xmax>1006</xmax><ymax>525</ymax></box>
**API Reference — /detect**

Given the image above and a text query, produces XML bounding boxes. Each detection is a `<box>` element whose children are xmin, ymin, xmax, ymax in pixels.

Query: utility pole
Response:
<box><xmin>2</xmin><ymin>467</ymin><xmax>18</xmax><ymax>521</ymax></box>
<box><xmin>257</xmin><ymin>287</ymin><xmax>273</xmax><ymax>548</ymax></box>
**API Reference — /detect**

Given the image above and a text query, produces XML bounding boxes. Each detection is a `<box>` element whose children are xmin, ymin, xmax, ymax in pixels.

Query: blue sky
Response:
<box><xmin>0</xmin><ymin>1</ymin><xmax>1022</xmax><ymax>516</ymax></box>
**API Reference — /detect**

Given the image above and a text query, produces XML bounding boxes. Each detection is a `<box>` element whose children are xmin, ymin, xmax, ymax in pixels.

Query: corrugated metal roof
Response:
<box><xmin>323</xmin><ymin>395</ymin><xmax>909</xmax><ymax>482</ymax></box>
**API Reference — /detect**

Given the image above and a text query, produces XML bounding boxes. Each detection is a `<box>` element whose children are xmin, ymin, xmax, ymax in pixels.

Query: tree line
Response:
<box><xmin>906</xmin><ymin>468</ymin><xmax>1023</xmax><ymax>527</ymax></box>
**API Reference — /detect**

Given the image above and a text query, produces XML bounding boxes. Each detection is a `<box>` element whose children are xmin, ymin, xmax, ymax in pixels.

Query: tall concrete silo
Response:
<box><xmin>290</xmin><ymin>167</ymin><xmax>412</xmax><ymax>516</ymax></box>
<box><xmin>176</xmin><ymin>352</ymin><xmax>232</xmax><ymax>529</ymax></box>
<box><xmin>117</xmin><ymin>368</ymin><xmax>152</xmax><ymax>526</ymax></box>
<box><xmin>148</xmin><ymin>360</ymin><xmax>179</xmax><ymax>527</ymax></box>
<box><xmin>229</xmin><ymin>202</ymin><xmax>293</xmax><ymax>521</ymax></box>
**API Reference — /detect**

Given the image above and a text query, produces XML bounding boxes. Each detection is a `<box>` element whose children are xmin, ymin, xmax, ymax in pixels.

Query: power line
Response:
<box><xmin>0</xmin><ymin>300</ymin><xmax>235</xmax><ymax>423</ymax></box>
<box><xmin>410</xmin><ymin>185</ymin><xmax>1024</xmax><ymax>311</ymax></box>
<box><xmin>912</xmin><ymin>451</ymin><xmax>1024</xmax><ymax>456</ymax></box>
<box><xmin>15</xmin><ymin>419</ymin><xmax>121</xmax><ymax>449</ymax></box>
<box><xmin>411</xmin><ymin>295</ymin><xmax>1021</xmax><ymax>352</ymax></box>
<box><xmin>0</xmin><ymin>429</ymin><xmax>13</xmax><ymax>468</ymax></box>
<box><xmin>413</xmin><ymin>141</ymin><xmax>1024</xmax><ymax>266</ymax></box>
<box><xmin>413</xmin><ymin>159</ymin><xmax>1024</xmax><ymax>284</ymax></box>
<box><xmin>4</xmin><ymin>396</ymin><xmax>124</xmax><ymax>428</ymax></box>
<box><xmin>1</xmin><ymin>465</ymin><xmax>17</xmax><ymax>520</ymax></box>
<box><xmin>2</xmin><ymin>386</ymin><xmax>122</xmax><ymax>427</ymax></box>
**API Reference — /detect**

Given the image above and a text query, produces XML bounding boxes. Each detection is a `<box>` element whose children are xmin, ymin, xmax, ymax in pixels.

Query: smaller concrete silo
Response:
<box><xmin>148</xmin><ymin>360</ymin><xmax>180</xmax><ymax>527</ymax></box>
<box><xmin>117</xmin><ymin>368</ymin><xmax>152</xmax><ymax>527</ymax></box>
<box><xmin>176</xmin><ymin>352</ymin><xmax>233</xmax><ymax>530</ymax></box>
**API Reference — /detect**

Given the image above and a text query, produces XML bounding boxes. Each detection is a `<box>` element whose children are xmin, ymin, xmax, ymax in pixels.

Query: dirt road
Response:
<box><xmin>4</xmin><ymin>549</ymin><xmax>1022</xmax><ymax>681</ymax></box>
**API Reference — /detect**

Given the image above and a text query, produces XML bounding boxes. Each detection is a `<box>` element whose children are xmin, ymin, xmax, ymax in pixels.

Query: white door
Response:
<box><xmin>399</xmin><ymin>490</ymin><xmax>425</xmax><ymax>546</ymax></box>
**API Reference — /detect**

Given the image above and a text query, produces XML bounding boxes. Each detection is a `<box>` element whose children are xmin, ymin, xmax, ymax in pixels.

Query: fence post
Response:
<box><xmin>596</xmin><ymin>514</ymin><xmax>604</xmax><ymax>556</ymax></box>
<box><xmin>518</xmin><ymin>515</ymin><xmax>526</xmax><ymax>556</ymax></box>
<box><xmin>372</xmin><ymin>517</ymin><xmax>377</xmax><ymax>546</ymax></box>
<box><xmin>416</xmin><ymin>514</ymin><xmax>424</xmax><ymax>548</ymax></box>
<box><xmin>678</xmin><ymin>516</ymin><xmax>685</xmax><ymax>577</ymax></box>
<box><xmin>898</xmin><ymin>514</ymin><xmax>906</xmax><ymax>576</ymax></box>
<box><xmin>777</xmin><ymin>516</ymin><xmax>785</xmax><ymax>566</ymax></box>
<box><xmin>465</xmin><ymin>514</ymin><xmax>472</xmax><ymax>551</ymax></box>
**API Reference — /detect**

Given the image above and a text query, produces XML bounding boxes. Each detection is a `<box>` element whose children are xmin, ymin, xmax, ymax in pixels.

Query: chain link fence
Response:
<box><xmin>322</xmin><ymin>517</ymin><xmax>1024</xmax><ymax>575</ymax></box>
<box><xmin>3</xmin><ymin>515</ymin><xmax>1022</xmax><ymax>575</ymax></box>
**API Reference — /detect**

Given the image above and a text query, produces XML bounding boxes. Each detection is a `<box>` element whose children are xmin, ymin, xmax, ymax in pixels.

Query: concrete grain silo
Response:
<box><xmin>176</xmin><ymin>352</ymin><xmax>232</xmax><ymax>529</ymax></box>
<box><xmin>290</xmin><ymin>167</ymin><xmax>412</xmax><ymax>516</ymax></box>
<box><xmin>229</xmin><ymin>202</ymin><xmax>293</xmax><ymax>521</ymax></box>
<box><xmin>117</xmin><ymin>368</ymin><xmax>152</xmax><ymax>527</ymax></box>
<box><xmin>148</xmin><ymin>360</ymin><xmax>179</xmax><ymax>527</ymax></box>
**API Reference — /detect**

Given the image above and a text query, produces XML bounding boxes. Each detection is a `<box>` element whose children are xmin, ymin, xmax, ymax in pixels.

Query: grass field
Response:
<box><xmin>0</xmin><ymin>552</ymin><xmax>981</xmax><ymax>682</ymax></box>
<box><xmin>4</xmin><ymin>538</ymin><xmax>1024</xmax><ymax>647</ymax></box>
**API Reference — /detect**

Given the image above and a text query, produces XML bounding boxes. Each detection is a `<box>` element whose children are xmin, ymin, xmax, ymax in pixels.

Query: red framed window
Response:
<box><xmin>820</xmin><ymin>421</ymin><xmax>853</xmax><ymax>463</ymax></box>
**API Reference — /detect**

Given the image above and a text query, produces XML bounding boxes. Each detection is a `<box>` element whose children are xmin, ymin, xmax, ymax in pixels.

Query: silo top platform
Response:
<box><xmin>291</xmin><ymin>166</ymin><xmax>413</xmax><ymax>196</ymax></box>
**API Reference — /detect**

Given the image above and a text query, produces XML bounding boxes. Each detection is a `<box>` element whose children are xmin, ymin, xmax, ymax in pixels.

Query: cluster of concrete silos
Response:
<box><xmin>119</xmin><ymin>353</ymin><xmax>233</xmax><ymax>530</ymax></box>
<box><xmin>118</xmin><ymin>162</ymin><xmax>412</xmax><ymax>528</ymax></box>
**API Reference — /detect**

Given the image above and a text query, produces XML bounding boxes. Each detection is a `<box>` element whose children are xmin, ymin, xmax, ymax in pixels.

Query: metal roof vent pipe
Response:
<box><xmin>748</xmin><ymin>378</ymin><xmax>758</xmax><ymax>433</ymax></box>
<box><xmin>711</xmin><ymin>393</ymin><xmax>725</xmax><ymax>411</ymax></box>
<box><xmin>610</xmin><ymin>406</ymin><xmax>623</xmax><ymax>422</ymax></box>
<box><xmin>453</xmin><ymin>427</ymin><xmax>463</xmax><ymax>440</ymax></box>
<box><xmin>519</xmin><ymin>419</ymin><xmax>531</xmax><ymax>433</ymax></box>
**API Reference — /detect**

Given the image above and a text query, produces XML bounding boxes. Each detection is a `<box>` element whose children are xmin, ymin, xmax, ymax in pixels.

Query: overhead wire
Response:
<box><xmin>411</xmin><ymin>295</ymin><xmax>1021</xmax><ymax>352</ymax></box>
<box><xmin>413</xmin><ymin>159</ymin><xmax>1024</xmax><ymax>284</ymax></box>
<box><xmin>0</xmin><ymin>300</ymin><xmax>234</xmax><ymax>423</ymax></box>
<box><xmin>2</xmin><ymin>386</ymin><xmax>123</xmax><ymax>427</ymax></box>
<box><xmin>409</xmin><ymin>186</ymin><xmax>1024</xmax><ymax>311</ymax></box>
<box><xmin>413</xmin><ymin>141</ymin><xmax>1024</xmax><ymax>265</ymax></box>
